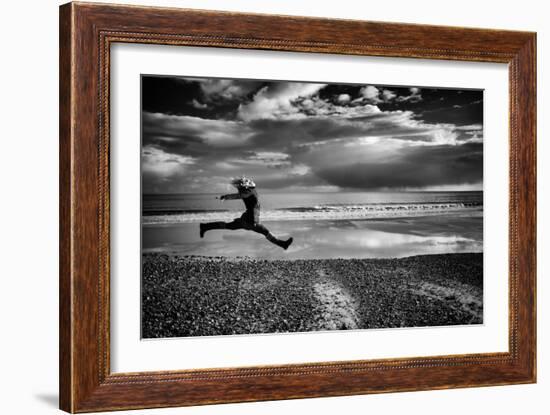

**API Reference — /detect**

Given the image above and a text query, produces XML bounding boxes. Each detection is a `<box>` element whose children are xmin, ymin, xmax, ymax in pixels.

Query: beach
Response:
<box><xmin>142</xmin><ymin>215</ymin><xmax>482</xmax><ymax>260</ymax></box>
<box><xmin>142</xmin><ymin>252</ymin><xmax>483</xmax><ymax>338</ymax></box>
<box><xmin>141</xmin><ymin>191</ymin><xmax>483</xmax><ymax>338</ymax></box>
<box><xmin>142</xmin><ymin>191</ymin><xmax>483</xmax><ymax>260</ymax></box>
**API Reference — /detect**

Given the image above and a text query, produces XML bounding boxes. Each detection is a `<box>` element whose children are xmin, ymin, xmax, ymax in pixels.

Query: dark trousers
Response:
<box><xmin>202</xmin><ymin>215</ymin><xmax>286</xmax><ymax>247</ymax></box>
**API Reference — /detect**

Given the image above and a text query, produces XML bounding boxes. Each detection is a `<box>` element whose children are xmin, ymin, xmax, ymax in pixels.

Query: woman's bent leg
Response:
<box><xmin>252</xmin><ymin>224</ymin><xmax>293</xmax><ymax>250</ymax></box>
<box><xmin>200</xmin><ymin>219</ymin><xmax>243</xmax><ymax>238</ymax></box>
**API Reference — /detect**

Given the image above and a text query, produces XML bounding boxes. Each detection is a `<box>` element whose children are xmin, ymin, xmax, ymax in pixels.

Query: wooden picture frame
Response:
<box><xmin>59</xmin><ymin>2</ymin><xmax>536</xmax><ymax>412</ymax></box>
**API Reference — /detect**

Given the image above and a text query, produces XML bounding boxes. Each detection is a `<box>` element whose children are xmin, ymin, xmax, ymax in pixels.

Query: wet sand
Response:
<box><xmin>142</xmin><ymin>252</ymin><xmax>483</xmax><ymax>338</ymax></box>
<box><xmin>142</xmin><ymin>215</ymin><xmax>482</xmax><ymax>260</ymax></box>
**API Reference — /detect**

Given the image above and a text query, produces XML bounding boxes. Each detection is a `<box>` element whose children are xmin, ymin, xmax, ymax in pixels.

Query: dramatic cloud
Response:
<box><xmin>381</xmin><ymin>89</ymin><xmax>397</xmax><ymax>101</ymax></box>
<box><xmin>396</xmin><ymin>87</ymin><xmax>423</xmax><ymax>103</ymax></box>
<box><xmin>141</xmin><ymin>77</ymin><xmax>483</xmax><ymax>193</ymax></box>
<box><xmin>337</xmin><ymin>93</ymin><xmax>351</xmax><ymax>103</ymax></box>
<box><xmin>197</xmin><ymin>78</ymin><xmax>261</xmax><ymax>101</ymax></box>
<box><xmin>313</xmin><ymin>142</ymin><xmax>482</xmax><ymax>190</ymax></box>
<box><xmin>238</xmin><ymin>82</ymin><xmax>326</xmax><ymax>121</ymax></box>
<box><xmin>143</xmin><ymin>112</ymin><xmax>254</xmax><ymax>150</ymax></box>
<box><xmin>142</xmin><ymin>146</ymin><xmax>195</xmax><ymax>179</ymax></box>
<box><xmin>359</xmin><ymin>85</ymin><xmax>381</xmax><ymax>103</ymax></box>
<box><xmin>190</xmin><ymin>99</ymin><xmax>208</xmax><ymax>110</ymax></box>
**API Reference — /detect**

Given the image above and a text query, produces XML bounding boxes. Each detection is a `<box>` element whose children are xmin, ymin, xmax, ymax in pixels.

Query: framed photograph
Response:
<box><xmin>59</xmin><ymin>2</ymin><xmax>536</xmax><ymax>412</ymax></box>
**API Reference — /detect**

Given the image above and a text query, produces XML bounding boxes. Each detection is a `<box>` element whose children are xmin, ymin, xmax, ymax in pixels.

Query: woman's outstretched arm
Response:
<box><xmin>220</xmin><ymin>193</ymin><xmax>241</xmax><ymax>200</ymax></box>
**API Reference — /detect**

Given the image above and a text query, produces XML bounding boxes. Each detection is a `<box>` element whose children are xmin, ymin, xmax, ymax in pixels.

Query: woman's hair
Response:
<box><xmin>231</xmin><ymin>176</ymin><xmax>256</xmax><ymax>189</ymax></box>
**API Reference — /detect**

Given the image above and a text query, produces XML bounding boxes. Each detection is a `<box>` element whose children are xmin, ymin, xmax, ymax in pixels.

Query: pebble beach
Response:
<box><xmin>142</xmin><ymin>252</ymin><xmax>483</xmax><ymax>338</ymax></box>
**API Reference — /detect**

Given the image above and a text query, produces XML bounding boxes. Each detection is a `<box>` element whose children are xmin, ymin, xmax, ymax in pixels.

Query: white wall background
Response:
<box><xmin>1</xmin><ymin>1</ymin><xmax>546</xmax><ymax>414</ymax></box>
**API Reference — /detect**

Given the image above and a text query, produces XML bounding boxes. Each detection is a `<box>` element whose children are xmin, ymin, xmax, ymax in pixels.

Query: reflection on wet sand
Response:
<box><xmin>142</xmin><ymin>215</ymin><xmax>482</xmax><ymax>260</ymax></box>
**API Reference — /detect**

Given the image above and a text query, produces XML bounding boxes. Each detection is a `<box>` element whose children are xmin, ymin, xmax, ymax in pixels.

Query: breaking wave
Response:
<box><xmin>143</xmin><ymin>201</ymin><xmax>483</xmax><ymax>225</ymax></box>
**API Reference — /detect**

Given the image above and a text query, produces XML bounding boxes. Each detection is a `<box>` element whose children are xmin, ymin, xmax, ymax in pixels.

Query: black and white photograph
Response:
<box><xmin>141</xmin><ymin>75</ymin><xmax>484</xmax><ymax>339</ymax></box>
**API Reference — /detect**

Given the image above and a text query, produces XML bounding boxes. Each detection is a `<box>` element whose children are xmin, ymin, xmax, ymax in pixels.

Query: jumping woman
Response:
<box><xmin>199</xmin><ymin>177</ymin><xmax>293</xmax><ymax>250</ymax></box>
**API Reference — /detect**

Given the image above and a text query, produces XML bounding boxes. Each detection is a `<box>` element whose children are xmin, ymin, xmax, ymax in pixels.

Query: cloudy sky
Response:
<box><xmin>141</xmin><ymin>76</ymin><xmax>483</xmax><ymax>194</ymax></box>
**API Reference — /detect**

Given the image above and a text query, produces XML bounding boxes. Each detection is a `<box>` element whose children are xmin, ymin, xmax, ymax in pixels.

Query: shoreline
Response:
<box><xmin>142</xmin><ymin>253</ymin><xmax>483</xmax><ymax>338</ymax></box>
<box><xmin>144</xmin><ymin>251</ymin><xmax>480</xmax><ymax>261</ymax></box>
<box><xmin>142</xmin><ymin>208</ymin><xmax>483</xmax><ymax>225</ymax></box>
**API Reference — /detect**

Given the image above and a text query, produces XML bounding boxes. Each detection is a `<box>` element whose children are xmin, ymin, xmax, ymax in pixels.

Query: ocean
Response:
<box><xmin>142</xmin><ymin>191</ymin><xmax>483</xmax><ymax>259</ymax></box>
